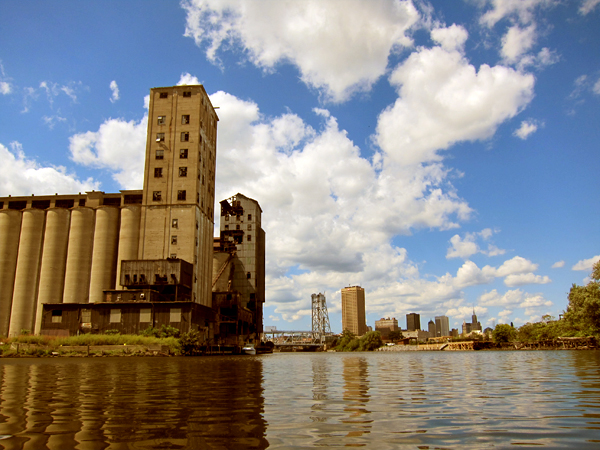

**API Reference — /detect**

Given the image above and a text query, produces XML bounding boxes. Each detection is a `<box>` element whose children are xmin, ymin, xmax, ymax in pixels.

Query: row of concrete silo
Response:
<box><xmin>0</xmin><ymin>205</ymin><xmax>141</xmax><ymax>337</ymax></box>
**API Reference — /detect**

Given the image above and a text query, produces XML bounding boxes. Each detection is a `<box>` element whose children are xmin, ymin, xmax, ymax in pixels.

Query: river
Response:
<box><xmin>0</xmin><ymin>350</ymin><xmax>599</xmax><ymax>449</ymax></box>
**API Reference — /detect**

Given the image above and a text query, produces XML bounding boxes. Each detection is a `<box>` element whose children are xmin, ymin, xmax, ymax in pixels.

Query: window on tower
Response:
<box><xmin>154</xmin><ymin>168</ymin><xmax>163</xmax><ymax>178</ymax></box>
<box><xmin>159</xmin><ymin>92</ymin><xmax>168</xmax><ymax>98</ymax></box>
<box><xmin>155</xmin><ymin>149</ymin><xmax>164</xmax><ymax>160</ymax></box>
<box><xmin>157</xmin><ymin>116</ymin><xmax>166</xmax><ymax>125</ymax></box>
<box><xmin>181</xmin><ymin>115</ymin><xmax>190</xmax><ymax>124</ymax></box>
<box><xmin>183</xmin><ymin>91</ymin><xmax>191</xmax><ymax>98</ymax></box>
<box><xmin>153</xmin><ymin>191</ymin><xmax>162</xmax><ymax>201</ymax></box>
<box><xmin>181</xmin><ymin>132</ymin><xmax>189</xmax><ymax>142</ymax></box>
<box><xmin>247</xmin><ymin>234</ymin><xmax>252</xmax><ymax>242</ymax></box>
<box><xmin>179</xmin><ymin>167</ymin><xmax>187</xmax><ymax>177</ymax></box>
<box><xmin>172</xmin><ymin>219</ymin><xmax>178</xmax><ymax>228</ymax></box>
<box><xmin>156</xmin><ymin>133</ymin><xmax>165</xmax><ymax>142</ymax></box>
<box><xmin>171</xmin><ymin>236</ymin><xmax>177</xmax><ymax>245</ymax></box>
<box><xmin>177</xmin><ymin>190</ymin><xmax>186</xmax><ymax>201</ymax></box>
<box><xmin>180</xmin><ymin>148</ymin><xmax>188</xmax><ymax>159</ymax></box>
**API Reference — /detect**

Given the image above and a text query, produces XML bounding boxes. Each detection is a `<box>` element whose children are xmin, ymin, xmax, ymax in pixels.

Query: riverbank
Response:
<box><xmin>377</xmin><ymin>336</ymin><xmax>598</xmax><ymax>351</ymax></box>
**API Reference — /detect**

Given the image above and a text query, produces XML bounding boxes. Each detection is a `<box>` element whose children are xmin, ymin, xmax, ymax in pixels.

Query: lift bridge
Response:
<box><xmin>262</xmin><ymin>293</ymin><xmax>334</xmax><ymax>351</ymax></box>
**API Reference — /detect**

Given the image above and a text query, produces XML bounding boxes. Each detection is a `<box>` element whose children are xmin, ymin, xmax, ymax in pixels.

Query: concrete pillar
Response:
<box><xmin>63</xmin><ymin>208</ymin><xmax>95</xmax><ymax>303</ymax></box>
<box><xmin>9</xmin><ymin>209</ymin><xmax>45</xmax><ymax>337</ymax></box>
<box><xmin>34</xmin><ymin>208</ymin><xmax>70</xmax><ymax>334</ymax></box>
<box><xmin>0</xmin><ymin>210</ymin><xmax>22</xmax><ymax>337</ymax></box>
<box><xmin>89</xmin><ymin>206</ymin><xmax>120</xmax><ymax>303</ymax></box>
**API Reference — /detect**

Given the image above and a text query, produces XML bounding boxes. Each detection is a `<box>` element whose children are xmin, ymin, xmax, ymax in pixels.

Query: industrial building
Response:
<box><xmin>374</xmin><ymin>317</ymin><xmax>398</xmax><ymax>338</ymax></box>
<box><xmin>341</xmin><ymin>285</ymin><xmax>367</xmax><ymax>336</ymax></box>
<box><xmin>0</xmin><ymin>85</ymin><xmax>264</xmax><ymax>345</ymax></box>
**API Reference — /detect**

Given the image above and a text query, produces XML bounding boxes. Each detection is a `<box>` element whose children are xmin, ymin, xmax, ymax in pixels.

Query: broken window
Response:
<box><xmin>248</xmin><ymin>224</ymin><xmax>252</xmax><ymax>231</ymax></box>
<box><xmin>183</xmin><ymin>91</ymin><xmax>191</xmax><ymax>98</ymax></box>
<box><xmin>247</xmin><ymin>272</ymin><xmax>251</xmax><ymax>279</ymax></box>
<box><xmin>225</xmin><ymin>215</ymin><xmax>229</xmax><ymax>221</ymax></box>
<box><xmin>156</xmin><ymin>133</ymin><xmax>165</xmax><ymax>142</ymax></box>
<box><xmin>51</xmin><ymin>310</ymin><xmax>62</xmax><ymax>323</ymax></box>
<box><xmin>236</xmin><ymin>224</ymin><xmax>240</xmax><ymax>230</ymax></box>
<box><xmin>248</xmin><ymin>214</ymin><xmax>252</xmax><ymax>221</ymax></box>
<box><xmin>155</xmin><ymin>149</ymin><xmax>164</xmax><ymax>160</ymax></box>
<box><xmin>154</xmin><ymin>167</ymin><xmax>162</xmax><ymax>178</ymax></box>
<box><xmin>224</xmin><ymin>224</ymin><xmax>229</xmax><ymax>230</ymax></box>
<box><xmin>157</xmin><ymin>116</ymin><xmax>166</xmax><ymax>125</ymax></box>
<box><xmin>177</xmin><ymin>190</ymin><xmax>186</xmax><ymax>201</ymax></box>
<box><xmin>179</xmin><ymin>167</ymin><xmax>187</xmax><ymax>177</ymax></box>
<box><xmin>160</xmin><ymin>92</ymin><xmax>168</xmax><ymax>98</ymax></box>
<box><xmin>153</xmin><ymin>191</ymin><xmax>162</xmax><ymax>201</ymax></box>
<box><xmin>181</xmin><ymin>132</ymin><xmax>189</xmax><ymax>142</ymax></box>
<box><xmin>180</xmin><ymin>148</ymin><xmax>188</xmax><ymax>159</ymax></box>
<box><xmin>171</xmin><ymin>236</ymin><xmax>177</xmax><ymax>245</ymax></box>
<box><xmin>247</xmin><ymin>234</ymin><xmax>252</xmax><ymax>242</ymax></box>
<box><xmin>172</xmin><ymin>219</ymin><xmax>178</xmax><ymax>228</ymax></box>
<box><xmin>181</xmin><ymin>115</ymin><xmax>190</xmax><ymax>124</ymax></box>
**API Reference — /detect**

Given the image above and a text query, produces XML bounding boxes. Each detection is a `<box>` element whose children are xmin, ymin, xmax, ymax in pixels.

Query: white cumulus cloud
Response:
<box><xmin>446</xmin><ymin>228</ymin><xmax>504</xmax><ymax>259</ymax></box>
<box><xmin>551</xmin><ymin>260</ymin><xmax>565</xmax><ymax>268</ymax></box>
<box><xmin>0</xmin><ymin>141</ymin><xmax>99</xmax><ymax>196</ymax></box>
<box><xmin>572</xmin><ymin>255</ymin><xmax>600</xmax><ymax>271</ymax></box>
<box><xmin>580</xmin><ymin>0</ymin><xmax>600</xmax><ymax>15</ymax></box>
<box><xmin>182</xmin><ymin>0</ymin><xmax>420</xmax><ymax>103</ymax></box>
<box><xmin>376</xmin><ymin>30</ymin><xmax>535</xmax><ymax>166</ymax></box>
<box><xmin>69</xmin><ymin>115</ymin><xmax>148</xmax><ymax>189</ymax></box>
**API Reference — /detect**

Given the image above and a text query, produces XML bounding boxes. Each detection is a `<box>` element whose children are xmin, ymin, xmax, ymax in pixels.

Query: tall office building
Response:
<box><xmin>428</xmin><ymin>319</ymin><xmax>436</xmax><ymax>337</ymax></box>
<box><xmin>435</xmin><ymin>315</ymin><xmax>450</xmax><ymax>337</ymax></box>
<box><xmin>406</xmin><ymin>313</ymin><xmax>420</xmax><ymax>331</ymax></box>
<box><xmin>341</xmin><ymin>286</ymin><xmax>367</xmax><ymax>336</ymax></box>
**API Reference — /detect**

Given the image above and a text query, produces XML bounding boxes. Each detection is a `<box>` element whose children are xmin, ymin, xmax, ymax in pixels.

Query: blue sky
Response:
<box><xmin>1</xmin><ymin>0</ymin><xmax>599</xmax><ymax>333</ymax></box>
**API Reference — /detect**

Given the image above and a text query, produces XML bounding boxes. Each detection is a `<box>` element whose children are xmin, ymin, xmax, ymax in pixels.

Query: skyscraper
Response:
<box><xmin>406</xmin><ymin>313</ymin><xmax>420</xmax><ymax>331</ymax></box>
<box><xmin>341</xmin><ymin>286</ymin><xmax>367</xmax><ymax>336</ymax></box>
<box><xmin>435</xmin><ymin>315</ymin><xmax>450</xmax><ymax>337</ymax></box>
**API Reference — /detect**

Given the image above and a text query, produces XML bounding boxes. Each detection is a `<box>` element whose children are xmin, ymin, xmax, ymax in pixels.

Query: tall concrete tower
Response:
<box><xmin>138</xmin><ymin>85</ymin><xmax>218</xmax><ymax>307</ymax></box>
<box><xmin>341</xmin><ymin>285</ymin><xmax>367</xmax><ymax>336</ymax></box>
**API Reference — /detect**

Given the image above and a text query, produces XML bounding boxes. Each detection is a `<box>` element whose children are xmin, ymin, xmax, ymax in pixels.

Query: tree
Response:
<box><xmin>359</xmin><ymin>331</ymin><xmax>383</xmax><ymax>351</ymax></box>
<box><xmin>335</xmin><ymin>329</ymin><xmax>356</xmax><ymax>351</ymax></box>
<box><xmin>387</xmin><ymin>330</ymin><xmax>404</xmax><ymax>342</ymax></box>
<box><xmin>492</xmin><ymin>324</ymin><xmax>516</xmax><ymax>344</ymax></box>
<box><xmin>564</xmin><ymin>260</ymin><xmax>600</xmax><ymax>337</ymax></box>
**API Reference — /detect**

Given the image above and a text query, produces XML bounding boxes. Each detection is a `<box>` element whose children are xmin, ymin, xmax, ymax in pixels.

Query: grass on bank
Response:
<box><xmin>0</xmin><ymin>331</ymin><xmax>181</xmax><ymax>356</ymax></box>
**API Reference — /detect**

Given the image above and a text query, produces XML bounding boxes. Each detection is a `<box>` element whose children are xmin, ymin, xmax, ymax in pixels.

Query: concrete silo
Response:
<box><xmin>34</xmin><ymin>208</ymin><xmax>71</xmax><ymax>334</ymax></box>
<box><xmin>63</xmin><ymin>207</ymin><xmax>95</xmax><ymax>304</ymax></box>
<box><xmin>115</xmin><ymin>205</ymin><xmax>141</xmax><ymax>290</ymax></box>
<box><xmin>9</xmin><ymin>209</ymin><xmax>45</xmax><ymax>336</ymax></box>
<box><xmin>0</xmin><ymin>210</ymin><xmax>22</xmax><ymax>337</ymax></box>
<box><xmin>88</xmin><ymin>206</ymin><xmax>120</xmax><ymax>303</ymax></box>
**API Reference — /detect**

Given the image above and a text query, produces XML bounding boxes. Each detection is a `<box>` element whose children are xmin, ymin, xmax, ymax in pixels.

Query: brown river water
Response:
<box><xmin>0</xmin><ymin>350</ymin><xmax>599</xmax><ymax>449</ymax></box>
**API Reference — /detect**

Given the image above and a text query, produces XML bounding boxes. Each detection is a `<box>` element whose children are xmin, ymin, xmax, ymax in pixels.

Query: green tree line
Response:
<box><xmin>493</xmin><ymin>260</ymin><xmax>600</xmax><ymax>343</ymax></box>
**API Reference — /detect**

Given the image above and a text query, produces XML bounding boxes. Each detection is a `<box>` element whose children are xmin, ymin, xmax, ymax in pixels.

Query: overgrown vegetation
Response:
<box><xmin>334</xmin><ymin>330</ymin><xmax>383</xmax><ymax>352</ymax></box>
<box><xmin>0</xmin><ymin>331</ymin><xmax>181</xmax><ymax>356</ymax></box>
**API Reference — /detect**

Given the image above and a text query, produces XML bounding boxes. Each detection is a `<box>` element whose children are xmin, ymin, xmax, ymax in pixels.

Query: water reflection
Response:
<box><xmin>0</xmin><ymin>357</ymin><xmax>268</xmax><ymax>450</ymax></box>
<box><xmin>2</xmin><ymin>351</ymin><xmax>600</xmax><ymax>449</ymax></box>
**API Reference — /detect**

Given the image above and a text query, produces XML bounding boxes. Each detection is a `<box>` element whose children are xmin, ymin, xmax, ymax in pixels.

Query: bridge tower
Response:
<box><xmin>311</xmin><ymin>293</ymin><xmax>332</xmax><ymax>343</ymax></box>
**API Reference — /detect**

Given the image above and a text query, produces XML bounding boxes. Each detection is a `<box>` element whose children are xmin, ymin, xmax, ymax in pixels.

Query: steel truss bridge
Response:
<box><xmin>262</xmin><ymin>330</ymin><xmax>334</xmax><ymax>350</ymax></box>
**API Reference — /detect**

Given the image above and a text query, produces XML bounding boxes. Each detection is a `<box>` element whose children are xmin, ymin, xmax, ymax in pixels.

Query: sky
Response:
<box><xmin>1</xmin><ymin>0</ymin><xmax>599</xmax><ymax>334</ymax></box>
